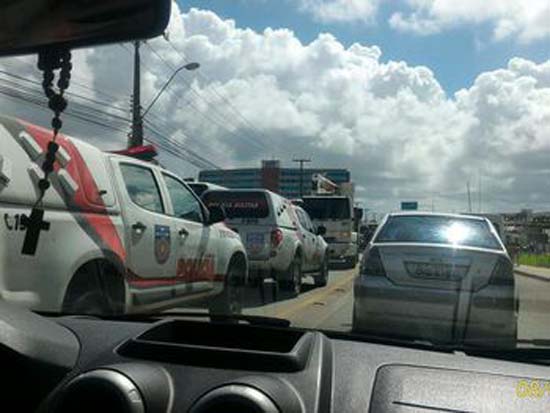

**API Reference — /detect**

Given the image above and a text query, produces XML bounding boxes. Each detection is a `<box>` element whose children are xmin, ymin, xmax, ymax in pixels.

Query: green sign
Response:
<box><xmin>401</xmin><ymin>201</ymin><xmax>418</xmax><ymax>211</ymax></box>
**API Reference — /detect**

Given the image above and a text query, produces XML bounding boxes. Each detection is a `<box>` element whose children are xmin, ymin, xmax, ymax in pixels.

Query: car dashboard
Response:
<box><xmin>2</xmin><ymin>305</ymin><xmax>550</xmax><ymax>413</ymax></box>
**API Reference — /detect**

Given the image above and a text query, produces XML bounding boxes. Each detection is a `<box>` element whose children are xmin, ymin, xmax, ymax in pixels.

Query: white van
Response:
<box><xmin>202</xmin><ymin>189</ymin><xmax>328</xmax><ymax>295</ymax></box>
<box><xmin>0</xmin><ymin>116</ymin><xmax>247</xmax><ymax>315</ymax></box>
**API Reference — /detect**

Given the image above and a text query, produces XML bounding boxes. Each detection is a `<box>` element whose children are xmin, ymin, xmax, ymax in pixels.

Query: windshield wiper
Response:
<box><xmin>91</xmin><ymin>311</ymin><xmax>291</xmax><ymax>327</ymax></box>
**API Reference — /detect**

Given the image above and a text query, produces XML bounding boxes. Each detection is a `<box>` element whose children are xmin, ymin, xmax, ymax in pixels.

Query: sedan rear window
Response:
<box><xmin>202</xmin><ymin>191</ymin><xmax>269</xmax><ymax>219</ymax></box>
<box><xmin>375</xmin><ymin>215</ymin><xmax>502</xmax><ymax>250</ymax></box>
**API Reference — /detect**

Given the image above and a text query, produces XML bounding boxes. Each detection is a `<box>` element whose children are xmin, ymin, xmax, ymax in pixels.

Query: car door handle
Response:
<box><xmin>131</xmin><ymin>222</ymin><xmax>146</xmax><ymax>232</ymax></box>
<box><xmin>178</xmin><ymin>228</ymin><xmax>189</xmax><ymax>237</ymax></box>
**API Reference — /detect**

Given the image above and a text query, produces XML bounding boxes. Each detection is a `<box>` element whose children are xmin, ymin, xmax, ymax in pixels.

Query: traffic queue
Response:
<box><xmin>0</xmin><ymin>116</ymin><xmax>347</xmax><ymax>316</ymax></box>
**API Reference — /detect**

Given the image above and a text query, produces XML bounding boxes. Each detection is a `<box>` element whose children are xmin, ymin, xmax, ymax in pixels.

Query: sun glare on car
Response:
<box><xmin>442</xmin><ymin>222</ymin><xmax>471</xmax><ymax>246</ymax></box>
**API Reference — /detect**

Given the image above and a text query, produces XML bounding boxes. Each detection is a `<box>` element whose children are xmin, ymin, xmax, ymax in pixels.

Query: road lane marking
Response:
<box><xmin>274</xmin><ymin>270</ymin><xmax>357</xmax><ymax>319</ymax></box>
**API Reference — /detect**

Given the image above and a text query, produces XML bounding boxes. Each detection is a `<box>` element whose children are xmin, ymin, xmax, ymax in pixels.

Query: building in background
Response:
<box><xmin>199</xmin><ymin>160</ymin><xmax>352</xmax><ymax>199</ymax></box>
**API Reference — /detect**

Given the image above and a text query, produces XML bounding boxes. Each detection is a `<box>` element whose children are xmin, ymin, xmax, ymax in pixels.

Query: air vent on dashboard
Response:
<box><xmin>52</xmin><ymin>364</ymin><xmax>172</xmax><ymax>413</ymax></box>
<box><xmin>53</xmin><ymin>369</ymin><xmax>144</xmax><ymax>413</ymax></box>
<box><xmin>190</xmin><ymin>384</ymin><xmax>279</xmax><ymax>413</ymax></box>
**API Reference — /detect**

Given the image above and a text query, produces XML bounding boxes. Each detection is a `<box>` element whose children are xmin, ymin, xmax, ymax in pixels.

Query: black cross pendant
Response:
<box><xmin>21</xmin><ymin>208</ymin><xmax>51</xmax><ymax>256</ymax></box>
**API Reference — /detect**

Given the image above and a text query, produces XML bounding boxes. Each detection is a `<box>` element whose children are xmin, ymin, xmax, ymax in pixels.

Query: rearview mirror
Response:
<box><xmin>0</xmin><ymin>0</ymin><xmax>171</xmax><ymax>57</ymax></box>
<box><xmin>208</xmin><ymin>205</ymin><xmax>226</xmax><ymax>226</ymax></box>
<box><xmin>317</xmin><ymin>226</ymin><xmax>327</xmax><ymax>236</ymax></box>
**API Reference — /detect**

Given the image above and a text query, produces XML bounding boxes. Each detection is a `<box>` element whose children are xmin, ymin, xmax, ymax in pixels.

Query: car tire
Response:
<box><xmin>345</xmin><ymin>255</ymin><xmax>358</xmax><ymax>269</ymax></box>
<box><xmin>62</xmin><ymin>261</ymin><xmax>124</xmax><ymax>315</ymax></box>
<box><xmin>209</xmin><ymin>262</ymin><xmax>244</xmax><ymax>316</ymax></box>
<box><xmin>63</xmin><ymin>290</ymin><xmax>111</xmax><ymax>315</ymax></box>
<box><xmin>280</xmin><ymin>255</ymin><xmax>302</xmax><ymax>296</ymax></box>
<box><xmin>314</xmin><ymin>256</ymin><xmax>329</xmax><ymax>287</ymax></box>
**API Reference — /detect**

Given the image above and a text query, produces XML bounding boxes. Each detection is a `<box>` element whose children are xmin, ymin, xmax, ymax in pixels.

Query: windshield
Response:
<box><xmin>302</xmin><ymin>198</ymin><xmax>351</xmax><ymax>220</ymax></box>
<box><xmin>1</xmin><ymin>0</ymin><xmax>550</xmax><ymax>356</ymax></box>
<box><xmin>376</xmin><ymin>215</ymin><xmax>501</xmax><ymax>250</ymax></box>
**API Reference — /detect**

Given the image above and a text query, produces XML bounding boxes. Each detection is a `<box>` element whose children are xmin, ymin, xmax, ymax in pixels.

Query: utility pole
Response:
<box><xmin>129</xmin><ymin>41</ymin><xmax>143</xmax><ymax>148</ymax></box>
<box><xmin>478</xmin><ymin>172</ymin><xmax>482</xmax><ymax>213</ymax></box>
<box><xmin>467</xmin><ymin>181</ymin><xmax>472</xmax><ymax>213</ymax></box>
<box><xmin>293</xmin><ymin>158</ymin><xmax>311</xmax><ymax>197</ymax></box>
<box><xmin>127</xmin><ymin>40</ymin><xmax>199</xmax><ymax>149</ymax></box>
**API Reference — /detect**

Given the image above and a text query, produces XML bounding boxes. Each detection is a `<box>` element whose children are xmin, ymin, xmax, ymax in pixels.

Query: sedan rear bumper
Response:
<box><xmin>353</xmin><ymin>276</ymin><xmax>517</xmax><ymax>345</ymax></box>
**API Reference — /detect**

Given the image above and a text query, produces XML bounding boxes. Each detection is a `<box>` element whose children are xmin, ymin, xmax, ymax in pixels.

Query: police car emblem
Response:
<box><xmin>154</xmin><ymin>225</ymin><xmax>171</xmax><ymax>264</ymax></box>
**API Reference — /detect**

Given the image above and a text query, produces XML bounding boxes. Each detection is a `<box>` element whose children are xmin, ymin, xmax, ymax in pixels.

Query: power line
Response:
<box><xmin>0</xmin><ymin>77</ymin><xmax>132</xmax><ymax>131</ymax></box>
<box><xmin>138</xmin><ymin>50</ymin><xmax>265</xmax><ymax>154</ymax></box>
<box><xmin>143</xmin><ymin>125</ymin><xmax>215</xmax><ymax>170</ymax></box>
<box><xmin>143</xmin><ymin>118</ymin><xmax>220</xmax><ymax>169</ymax></box>
<box><xmin>0</xmin><ymin>69</ymin><xmax>129</xmax><ymax>114</ymax></box>
<box><xmin>0</xmin><ymin>49</ymin><xmax>222</xmax><ymax>170</ymax></box>
<box><xmin>143</xmin><ymin>42</ymin><xmax>267</xmax><ymax>151</ymax></box>
<box><xmin>0</xmin><ymin>86</ymin><xmax>130</xmax><ymax>134</ymax></box>
<box><xmin>144</xmin><ymin>122</ymin><xmax>217</xmax><ymax>169</ymax></box>
<box><xmin>165</xmin><ymin>39</ymin><xmax>274</xmax><ymax>151</ymax></box>
<box><xmin>144</xmin><ymin>111</ymin><xmax>227</xmax><ymax>166</ymax></box>
<box><xmin>1</xmin><ymin>58</ymin><xmax>129</xmax><ymax>103</ymax></box>
<box><xmin>0</xmin><ymin>66</ymin><xmax>209</xmax><ymax>171</ymax></box>
<box><xmin>0</xmin><ymin>83</ymin><xmax>215</xmax><ymax>170</ymax></box>
<box><xmin>119</xmin><ymin>44</ymin><xmax>225</xmax><ymax>165</ymax></box>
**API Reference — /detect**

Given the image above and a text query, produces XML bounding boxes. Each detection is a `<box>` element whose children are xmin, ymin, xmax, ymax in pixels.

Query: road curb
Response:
<box><xmin>515</xmin><ymin>269</ymin><xmax>550</xmax><ymax>282</ymax></box>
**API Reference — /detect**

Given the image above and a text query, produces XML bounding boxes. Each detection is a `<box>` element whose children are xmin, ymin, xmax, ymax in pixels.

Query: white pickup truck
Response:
<box><xmin>0</xmin><ymin>116</ymin><xmax>247</xmax><ymax>316</ymax></box>
<box><xmin>202</xmin><ymin>189</ymin><xmax>328</xmax><ymax>295</ymax></box>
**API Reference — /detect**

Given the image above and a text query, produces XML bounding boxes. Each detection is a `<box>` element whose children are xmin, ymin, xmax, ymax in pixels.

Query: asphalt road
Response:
<box><xmin>244</xmin><ymin>267</ymin><xmax>356</xmax><ymax>331</ymax></box>
<box><xmin>242</xmin><ymin>267</ymin><xmax>550</xmax><ymax>341</ymax></box>
<box><xmin>517</xmin><ymin>273</ymin><xmax>550</xmax><ymax>341</ymax></box>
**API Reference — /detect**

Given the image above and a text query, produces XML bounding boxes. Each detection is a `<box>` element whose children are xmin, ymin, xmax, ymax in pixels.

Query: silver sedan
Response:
<box><xmin>353</xmin><ymin>212</ymin><xmax>518</xmax><ymax>348</ymax></box>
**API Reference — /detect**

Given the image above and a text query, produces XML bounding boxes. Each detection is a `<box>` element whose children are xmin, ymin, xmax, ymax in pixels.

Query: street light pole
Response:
<box><xmin>142</xmin><ymin>62</ymin><xmax>200</xmax><ymax>118</ymax></box>
<box><xmin>293</xmin><ymin>158</ymin><xmax>311</xmax><ymax>197</ymax></box>
<box><xmin>128</xmin><ymin>41</ymin><xmax>143</xmax><ymax>148</ymax></box>
<box><xmin>127</xmin><ymin>46</ymin><xmax>200</xmax><ymax>148</ymax></box>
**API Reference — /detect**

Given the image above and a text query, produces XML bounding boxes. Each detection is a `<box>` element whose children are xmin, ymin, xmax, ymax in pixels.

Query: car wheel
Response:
<box><xmin>280</xmin><ymin>255</ymin><xmax>302</xmax><ymax>296</ymax></box>
<box><xmin>209</xmin><ymin>263</ymin><xmax>244</xmax><ymax>316</ymax></box>
<box><xmin>64</xmin><ymin>290</ymin><xmax>111</xmax><ymax>315</ymax></box>
<box><xmin>314</xmin><ymin>256</ymin><xmax>329</xmax><ymax>287</ymax></box>
<box><xmin>63</xmin><ymin>261</ymin><xmax>124</xmax><ymax>316</ymax></box>
<box><xmin>347</xmin><ymin>255</ymin><xmax>358</xmax><ymax>269</ymax></box>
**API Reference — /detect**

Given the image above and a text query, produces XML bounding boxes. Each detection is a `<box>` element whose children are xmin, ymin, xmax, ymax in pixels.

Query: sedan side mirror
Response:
<box><xmin>316</xmin><ymin>226</ymin><xmax>327</xmax><ymax>236</ymax></box>
<box><xmin>208</xmin><ymin>205</ymin><xmax>226</xmax><ymax>225</ymax></box>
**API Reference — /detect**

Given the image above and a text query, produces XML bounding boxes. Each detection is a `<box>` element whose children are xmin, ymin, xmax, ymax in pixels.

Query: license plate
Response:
<box><xmin>246</xmin><ymin>233</ymin><xmax>265</xmax><ymax>254</ymax></box>
<box><xmin>405</xmin><ymin>261</ymin><xmax>467</xmax><ymax>281</ymax></box>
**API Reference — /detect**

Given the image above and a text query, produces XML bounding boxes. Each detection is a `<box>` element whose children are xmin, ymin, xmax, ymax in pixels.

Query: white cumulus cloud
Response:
<box><xmin>297</xmin><ymin>0</ymin><xmax>381</xmax><ymax>23</ymax></box>
<box><xmin>0</xmin><ymin>5</ymin><xmax>549</xmax><ymax>213</ymax></box>
<box><xmin>389</xmin><ymin>0</ymin><xmax>550</xmax><ymax>43</ymax></box>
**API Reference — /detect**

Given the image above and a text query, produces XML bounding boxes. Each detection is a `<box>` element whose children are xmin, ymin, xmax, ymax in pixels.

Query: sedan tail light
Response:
<box><xmin>271</xmin><ymin>229</ymin><xmax>283</xmax><ymax>248</ymax></box>
<box><xmin>489</xmin><ymin>257</ymin><xmax>514</xmax><ymax>286</ymax></box>
<box><xmin>361</xmin><ymin>247</ymin><xmax>387</xmax><ymax>277</ymax></box>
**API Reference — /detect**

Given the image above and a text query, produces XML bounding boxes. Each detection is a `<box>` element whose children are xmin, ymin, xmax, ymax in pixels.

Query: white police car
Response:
<box><xmin>0</xmin><ymin>115</ymin><xmax>247</xmax><ymax>315</ymax></box>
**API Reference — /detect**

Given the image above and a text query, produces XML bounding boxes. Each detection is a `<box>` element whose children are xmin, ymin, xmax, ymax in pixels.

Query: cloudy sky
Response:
<box><xmin>0</xmin><ymin>1</ymin><xmax>549</xmax><ymax>215</ymax></box>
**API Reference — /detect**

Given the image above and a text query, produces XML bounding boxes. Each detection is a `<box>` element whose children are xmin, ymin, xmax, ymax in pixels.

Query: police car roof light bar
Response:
<box><xmin>110</xmin><ymin>145</ymin><xmax>158</xmax><ymax>161</ymax></box>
